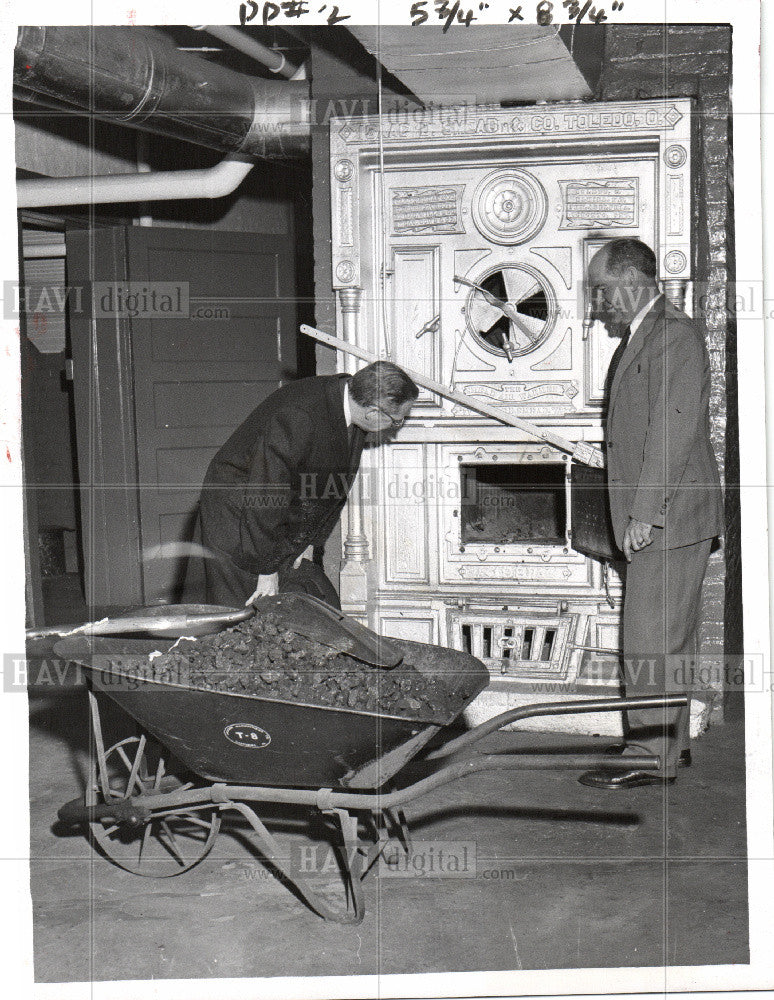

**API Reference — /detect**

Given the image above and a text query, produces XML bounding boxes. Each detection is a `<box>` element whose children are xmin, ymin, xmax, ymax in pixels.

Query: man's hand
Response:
<box><xmin>245</xmin><ymin>573</ymin><xmax>278</xmax><ymax>606</ymax></box>
<box><xmin>293</xmin><ymin>545</ymin><xmax>314</xmax><ymax>570</ymax></box>
<box><xmin>623</xmin><ymin>519</ymin><xmax>654</xmax><ymax>561</ymax></box>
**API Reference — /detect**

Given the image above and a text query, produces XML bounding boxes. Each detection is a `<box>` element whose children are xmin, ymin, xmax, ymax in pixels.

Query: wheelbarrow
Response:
<box><xmin>54</xmin><ymin>625</ymin><xmax>685</xmax><ymax>925</ymax></box>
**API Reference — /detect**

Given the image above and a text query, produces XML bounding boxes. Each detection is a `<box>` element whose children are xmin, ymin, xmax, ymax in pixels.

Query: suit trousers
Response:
<box><xmin>622</xmin><ymin>537</ymin><xmax>712</xmax><ymax>776</ymax></box>
<box><xmin>202</xmin><ymin>544</ymin><xmax>341</xmax><ymax>610</ymax></box>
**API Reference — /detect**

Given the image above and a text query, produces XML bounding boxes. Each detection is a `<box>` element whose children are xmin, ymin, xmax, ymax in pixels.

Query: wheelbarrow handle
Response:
<box><xmin>364</xmin><ymin>752</ymin><xmax>663</xmax><ymax>810</ymax></box>
<box><xmin>58</xmin><ymin>795</ymin><xmax>149</xmax><ymax>827</ymax></box>
<box><xmin>424</xmin><ymin>693</ymin><xmax>689</xmax><ymax>760</ymax></box>
<box><xmin>117</xmin><ymin>747</ymin><xmax>664</xmax><ymax>819</ymax></box>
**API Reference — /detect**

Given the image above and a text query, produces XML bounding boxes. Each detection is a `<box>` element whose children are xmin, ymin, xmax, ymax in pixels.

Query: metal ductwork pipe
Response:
<box><xmin>14</xmin><ymin>26</ymin><xmax>310</xmax><ymax>159</ymax></box>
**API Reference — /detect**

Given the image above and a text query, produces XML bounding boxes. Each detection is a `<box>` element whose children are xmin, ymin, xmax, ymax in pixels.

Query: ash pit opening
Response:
<box><xmin>460</xmin><ymin>462</ymin><xmax>567</xmax><ymax>545</ymax></box>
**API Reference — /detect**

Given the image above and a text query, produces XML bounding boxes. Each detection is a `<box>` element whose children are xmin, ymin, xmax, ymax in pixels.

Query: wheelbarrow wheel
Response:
<box><xmin>86</xmin><ymin>734</ymin><xmax>221</xmax><ymax>877</ymax></box>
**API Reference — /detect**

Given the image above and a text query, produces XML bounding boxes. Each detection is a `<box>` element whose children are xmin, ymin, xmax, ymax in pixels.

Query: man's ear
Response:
<box><xmin>624</xmin><ymin>265</ymin><xmax>642</xmax><ymax>286</ymax></box>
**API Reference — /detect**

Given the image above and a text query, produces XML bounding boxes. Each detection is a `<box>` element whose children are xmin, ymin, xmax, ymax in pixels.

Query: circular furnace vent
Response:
<box><xmin>464</xmin><ymin>263</ymin><xmax>556</xmax><ymax>359</ymax></box>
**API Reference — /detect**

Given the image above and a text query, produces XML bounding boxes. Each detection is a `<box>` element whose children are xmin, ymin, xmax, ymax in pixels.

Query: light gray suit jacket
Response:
<box><xmin>606</xmin><ymin>295</ymin><xmax>724</xmax><ymax>551</ymax></box>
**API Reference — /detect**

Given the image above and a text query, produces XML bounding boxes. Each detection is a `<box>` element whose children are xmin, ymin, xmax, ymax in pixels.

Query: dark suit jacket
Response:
<box><xmin>199</xmin><ymin>375</ymin><xmax>365</xmax><ymax>576</ymax></box>
<box><xmin>606</xmin><ymin>295</ymin><xmax>723</xmax><ymax>551</ymax></box>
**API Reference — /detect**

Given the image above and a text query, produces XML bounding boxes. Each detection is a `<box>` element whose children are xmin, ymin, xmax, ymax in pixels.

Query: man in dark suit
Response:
<box><xmin>580</xmin><ymin>239</ymin><xmax>724</xmax><ymax>789</ymax></box>
<box><xmin>199</xmin><ymin>362</ymin><xmax>418</xmax><ymax>607</ymax></box>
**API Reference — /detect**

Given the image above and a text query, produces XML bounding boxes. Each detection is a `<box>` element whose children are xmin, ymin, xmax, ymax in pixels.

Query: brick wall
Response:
<box><xmin>599</xmin><ymin>24</ymin><xmax>737</xmax><ymax>717</ymax></box>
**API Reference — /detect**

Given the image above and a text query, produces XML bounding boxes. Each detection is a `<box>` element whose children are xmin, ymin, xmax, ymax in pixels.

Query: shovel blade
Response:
<box><xmin>251</xmin><ymin>594</ymin><xmax>403</xmax><ymax>668</ymax></box>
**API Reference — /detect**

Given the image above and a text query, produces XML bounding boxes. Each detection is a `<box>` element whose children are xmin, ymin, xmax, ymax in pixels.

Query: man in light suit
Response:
<box><xmin>580</xmin><ymin>239</ymin><xmax>723</xmax><ymax>789</ymax></box>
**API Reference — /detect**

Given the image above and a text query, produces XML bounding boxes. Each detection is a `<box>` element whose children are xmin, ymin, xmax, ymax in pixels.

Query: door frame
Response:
<box><xmin>67</xmin><ymin>226</ymin><xmax>144</xmax><ymax>607</ymax></box>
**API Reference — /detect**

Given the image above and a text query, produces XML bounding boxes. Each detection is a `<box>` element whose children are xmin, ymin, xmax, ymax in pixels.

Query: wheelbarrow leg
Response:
<box><xmin>87</xmin><ymin>688</ymin><xmax>113</xmax><ymax>801</ymax></box>
<box><xmin>361</xmin><ymin>812</ymin><xmax>394</xmax><ymax>877</ymax></box>
<box><xmin>228</xmin><ymin>801</ymin><xmax>365</xmax><ymax>924</ymax></box>
<box><xmin>383</xmin><ymin>807</ymin><xmax>411</xmax><ymax>856</ymax></box>
<box><xmin>361</xmin><ymin>805</ymin><xmax>411</xmax><ymax>876</ymax></box>
<box><xmin>328</xmin><ymin>808</ymin><xmax>365</xmax><ymax>921</ymax></box>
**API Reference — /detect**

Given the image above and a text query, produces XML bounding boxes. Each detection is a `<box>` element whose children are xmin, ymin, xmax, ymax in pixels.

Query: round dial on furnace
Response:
<box><xmin>472</xmin><ymin>169</ymin><xmax>548</xmax><ymax>245</ymax></box>
<box><xmin>462</xmin><ymin>264</ymin><xmax>555</xmax><ymax>360</ymax></box>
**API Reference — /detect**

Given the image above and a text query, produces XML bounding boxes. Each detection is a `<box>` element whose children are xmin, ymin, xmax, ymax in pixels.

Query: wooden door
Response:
<box><xmin>67</xmin><ymin>225</ymin><xmax>297</xmax><ymax>607</ymax></box>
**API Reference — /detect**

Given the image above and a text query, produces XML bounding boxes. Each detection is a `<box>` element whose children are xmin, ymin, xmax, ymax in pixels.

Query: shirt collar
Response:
<box><xmin>629</xmin><ymin>291</ymin><xmax>662</xmax><ymax>337</ymax></box>
<box><xmin>343</xmin><ymin>381</ymin><xmax>352</xmax><ymax>426</ymax></box>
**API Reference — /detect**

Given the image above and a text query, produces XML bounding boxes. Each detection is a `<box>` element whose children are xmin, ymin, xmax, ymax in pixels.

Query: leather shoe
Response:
<box><xmin>604</xmin><ymin>743</ymin><xmax>692</xmax><ymax>768</ymax></box>
<box><xmin>578</xmin><ymin>768</ymin><xmax>676</xmax><ymax>789</ymax></box>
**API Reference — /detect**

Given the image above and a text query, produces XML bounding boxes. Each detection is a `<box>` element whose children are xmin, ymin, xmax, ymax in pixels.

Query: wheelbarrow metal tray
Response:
<box><xmin>55</xmin><ymin>636</ymin><xmax>489</xmax><ymax>789</ymax></box>
<box><xmin>104</xmin><ymin>681</ymin><xmax>435</xmax><ymax>788</ymax></box>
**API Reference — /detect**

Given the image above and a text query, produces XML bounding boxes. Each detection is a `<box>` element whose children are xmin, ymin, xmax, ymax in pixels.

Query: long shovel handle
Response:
<box><xmin>300</xmin><ymin>323</ymin><xmax>605</xmax><ymax>468</ymax></box>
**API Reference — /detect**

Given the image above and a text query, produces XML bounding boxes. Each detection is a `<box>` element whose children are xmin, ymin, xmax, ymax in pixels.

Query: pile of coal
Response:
<box><xmin>147</xmin><ymin>612</ymin><xmax>462</xmax><ymax>720</ymax></box>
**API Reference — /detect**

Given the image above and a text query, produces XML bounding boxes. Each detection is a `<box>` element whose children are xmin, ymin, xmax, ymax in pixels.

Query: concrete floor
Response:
<box><xmin>29</xmin><ymin>679</ymin><xmax>749</xmax><ymax>984</ymax></box>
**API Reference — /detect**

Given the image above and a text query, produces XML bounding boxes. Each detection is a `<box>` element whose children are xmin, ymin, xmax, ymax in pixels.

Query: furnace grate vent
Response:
<box><xmin>450</xmin><ymin>612</ymin><xmax>576</xmax><ymax>681</ymax></box>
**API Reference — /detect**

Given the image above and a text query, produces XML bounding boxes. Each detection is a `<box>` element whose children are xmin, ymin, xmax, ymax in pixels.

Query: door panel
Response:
<box><xmin>128</xmin><ymin>228</ymin><xmax>297</xmax><ymax>604</ymax></box>
<box><xmin>68</xmin><ymin>225</ymin><xmax>297</xmax><ymax>607</ymax></box>
<box><xmin>151</xmin><ymin>379</ymin><xmax>279</xmax><ymax>430</ymax></box>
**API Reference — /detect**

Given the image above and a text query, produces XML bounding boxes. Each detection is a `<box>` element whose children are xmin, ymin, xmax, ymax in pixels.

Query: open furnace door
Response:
<box><xmin>569</xmin><ymin>462</ymin><xmax>621</xmax><ymax>563</ymax></box>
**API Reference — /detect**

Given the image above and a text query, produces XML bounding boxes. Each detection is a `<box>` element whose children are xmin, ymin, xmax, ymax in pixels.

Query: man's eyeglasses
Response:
<box><xmin>377</xmin><ymin>407</ymin><xmax>405</xmax><ymax>429</ymax></box>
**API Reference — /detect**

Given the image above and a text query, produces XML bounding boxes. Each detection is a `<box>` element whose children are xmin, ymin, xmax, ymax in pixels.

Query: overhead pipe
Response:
<box><xmin>195</xmin><ymin>25</ymin><xmax>307</xmax><ymax>81</ymax></box>
<box><xmin>14</xmin><ymin>26</ymin><xmax>310</xmax><ymax>160</ymax></box>
<box><xmin>16</xmin><ymin>156</ymin><xmax>254</xmax><ymax>208</ymax></box>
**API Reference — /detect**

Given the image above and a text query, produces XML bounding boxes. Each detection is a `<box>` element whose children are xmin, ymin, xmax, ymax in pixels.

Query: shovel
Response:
<box><xmin>28</xmin><ymin>596</ymin><xmax>403</xmax><ymax>668</ymax></box>
<box><xmin>251</xmin><ymin>593</ymin><xmax>404</xmax><ymax>668</ymax></box>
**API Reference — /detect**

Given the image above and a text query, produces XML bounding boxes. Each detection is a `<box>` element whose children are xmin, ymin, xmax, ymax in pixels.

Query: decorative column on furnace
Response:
<box><xmin>337</xmin><ymin>286</ymin><xmax>371</xmax><ymax>612</ymax></box>
<box><xmin>663</xmin><ymin>278</ymin><xmax>688</xmax><ymax>310</ymax></box>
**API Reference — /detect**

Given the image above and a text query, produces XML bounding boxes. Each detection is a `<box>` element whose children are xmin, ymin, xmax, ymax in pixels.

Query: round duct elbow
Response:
<box><xmin>240</xmin><ymin>80</ymin><xmax>311</xmax><ymax>159</ymax></box>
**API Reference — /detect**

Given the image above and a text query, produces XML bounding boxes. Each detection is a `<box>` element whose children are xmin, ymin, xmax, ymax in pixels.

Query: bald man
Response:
<box><xmin>580</xmin><ymin>238</ymin><xmax>723</xmax><ymax>789</ymax></box>
<box><xmin>199</xmin><ymin>362</ymin><xmax>418</xmax><ymax>608</ymax></box>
